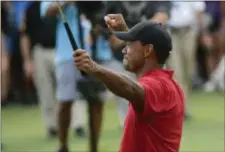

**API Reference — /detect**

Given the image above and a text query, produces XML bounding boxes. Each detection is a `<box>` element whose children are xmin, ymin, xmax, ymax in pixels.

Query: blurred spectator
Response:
<box><xmin>40</xmin><ymin>2</ymin><xmax>105</xmax><ymax>152</ymax></box>
<box><xmin>1</xmin><ymin>33</ymin><xmax>10</xmax><ymax>102</ymax></box>
<box><xmin>204</xmin><ymin>1</ymin><xmax>223</xmax><ymax>73</ymax></box>
<box><xmin>76</xmin><ymin>2</ymin><xmax>133</xmax><ymax>151</ymax></box>
<box><xmin>20</xmin><ymin>2</ymin><xmax>58</xmax><ymax>138</ymax></box>
<box><xmin>75</xmin><ymin>20</ymin><xmax>106</xmax><ymax>152</ymax></box>
<box><xmin>167</xmin><ymin>2</ymin><xmax>206</xmax><ymax>119</ymax></box>
<box><xmin>1</xmin><ymin>2</ymin><xmax>13</xmax><ymax>102</ymax></box>
<box><xmin>81</xmin><ymin>2</ymin><xmax>129</xmax><ymax>128</ymax></box>
<box><xmin>204</xmin><ymin>1</ymin><xmax>225</xmax><ymax>92</ymax></box>
<box><xmin>102</xmin><ymin>1</ymin><xmax>171</xmax><ymax>126</ymax></box>
<box><xmin>1</xmin><ymin>1</ymin><xmax>37</xmax><ymax>105</ymax></box>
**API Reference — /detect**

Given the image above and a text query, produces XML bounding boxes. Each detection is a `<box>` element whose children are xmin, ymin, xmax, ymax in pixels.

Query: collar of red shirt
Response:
<box><xmin>139</xmin><ymin>69</ymin><xmax>174</xmax><ymax>80</ymax></box>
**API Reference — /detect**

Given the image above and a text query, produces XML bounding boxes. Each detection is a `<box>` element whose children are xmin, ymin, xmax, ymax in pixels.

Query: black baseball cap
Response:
<box><xmin>113</xmin><ymin>21</ymin><xmax>172</xmax><ymax>64</ymax></box>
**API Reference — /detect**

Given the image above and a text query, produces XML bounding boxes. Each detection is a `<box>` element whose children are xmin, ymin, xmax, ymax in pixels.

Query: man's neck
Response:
<box><xmin>135</xmin><ymin>63</ymin><xmax>163</xmax><ymax>79</ymax></box>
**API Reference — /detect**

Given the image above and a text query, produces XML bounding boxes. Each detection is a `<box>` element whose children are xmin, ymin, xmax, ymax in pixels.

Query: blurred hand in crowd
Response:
<box><xmin>201</xmin><ymin>33</ymin><xmax>213</xmax><ymax>51</ymax></box>
<box><xmin>1</xmin><ymin>34</ymin><xmax>10</xmax><ymax>101</ymax></box>
<box><xmin>104</xmin><ymin>14</ymin><xmax>128</xmax><ymax>31</ymax></box>
<box><xmin>1</xmin><ymin>35</ymin><xmax>9</xmax><ymax>74</ymax></box>
<box><xmin>23</xmin><ymin>59</ymin><xmax>33</xmax><ymax>80</ymax></box>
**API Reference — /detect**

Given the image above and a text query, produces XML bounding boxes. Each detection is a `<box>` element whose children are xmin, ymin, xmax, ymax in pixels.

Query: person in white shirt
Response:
<box><xmin>167</xmin><ymin>2</ymin><xmax>206</xmax><ymax>119</ymax></box>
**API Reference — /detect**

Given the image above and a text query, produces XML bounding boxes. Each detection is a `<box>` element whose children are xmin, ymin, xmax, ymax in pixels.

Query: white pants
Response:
<box><xmin>33</xmin><ymin>45</ymin><xmax>57</xmax><ymax>129</ymax></box>
<box><xmin>167</xmin><ymin>28</ymin><xmax>197</xmax><ymax>101</ymax></box>
<box><xmin>33</xmin><ymin>45</ymin><xmax>86</xmax><ymax>130</ymax></box>
<box><xmin>71</xmin><ymin>100</ymin><xmax>87</xmax><ymax>129</ymax></box>
<box><xmin>207</xmin><ymin>55</ymin><xmax>225</xmax><ymax>91</ymax></box>
<box><xmin>166</xmin><ymin>28</ymin><xmax>197</xmax><ymax>115</ymax></box>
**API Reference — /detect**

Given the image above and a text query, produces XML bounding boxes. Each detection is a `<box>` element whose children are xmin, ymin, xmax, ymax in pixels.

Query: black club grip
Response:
<box><xmin>64</xmin><ymin>22</ymin><xmax>87</xmax><ymax>76</ymax></box>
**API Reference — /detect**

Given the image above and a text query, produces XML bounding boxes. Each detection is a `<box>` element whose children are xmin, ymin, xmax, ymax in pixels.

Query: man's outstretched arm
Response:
<box><xmin>92</xmin><ymin>65</ymin><xmax>145</xmax><ymax>112</ymax></box>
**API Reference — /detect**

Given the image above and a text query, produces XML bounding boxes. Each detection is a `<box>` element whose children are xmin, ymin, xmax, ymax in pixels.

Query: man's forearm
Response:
<box><xmin>197</xmin><ymin>11</ymin><xmax>208</xmax><ymax>33</ymax></box>
<box><xmin>46</xmin><ymin>6</ymin><xmax>59</xmax><ymax>17</ymax></box>
<box><xmin>108</xmin><ymin>24</ymin><xmax>128</xmax><ymax>51</ymax></box>
<box><xmin>108</xmin><ymin>35</ymin><xmax>126</xmax><ymax>51</ymax></box>
<box><xmin>1</xmin><ymin>33</ymin><xmax>6</xmax><ymax>53</ymax></box>
<box><xmin>92</xmin><ymin>64</ymin><xmax>145</xmax><ymax>109</ymax></box>
<box><xmin>45</xmin><ymin>2</ymin><xmax>68</xmax><ymax>17</ymax></box>
<box><xmin>20</xmin><ymin>34</ymin><xmax>31</xmax><ymax>61</ymax></box>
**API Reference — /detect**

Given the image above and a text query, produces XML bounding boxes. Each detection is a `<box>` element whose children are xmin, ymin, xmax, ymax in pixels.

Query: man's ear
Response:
<box><xmin>144</xmin><ymin>44</ymin><xmax>154</xmax><ymax>58</ymax></box>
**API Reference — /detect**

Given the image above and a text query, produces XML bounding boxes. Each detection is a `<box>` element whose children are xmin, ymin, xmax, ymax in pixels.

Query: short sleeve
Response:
<box><xmin>40</xmin><ymin>2</ymin><xmax>53</xmax><ymax>17</ymax></box>
<box><xmin>192</xmin><ymin>2</ymin><xmax>206</xmax><ymax>12</ymax></box>
<box><xmin>155</xmin><ymin>2</ymin><xmax>172</xmax><ymax>15</ymax></box>
<box><xmin>139</xmin><ymin>77</ymin><xmax>175</xmax><ymax>116</ymax></box>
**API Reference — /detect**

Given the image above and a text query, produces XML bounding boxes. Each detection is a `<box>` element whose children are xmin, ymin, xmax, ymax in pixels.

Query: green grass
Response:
<box><xmin>1</xmin><ymin>91</ymin><xmax>224</xmax><ymax>152</ymax></box>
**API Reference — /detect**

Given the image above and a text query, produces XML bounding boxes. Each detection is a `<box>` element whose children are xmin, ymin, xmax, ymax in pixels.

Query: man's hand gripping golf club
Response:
<box><xmin>73</xmin><ymin>14</ymin><xmax>128</xmax><ymax>75</ymax></box>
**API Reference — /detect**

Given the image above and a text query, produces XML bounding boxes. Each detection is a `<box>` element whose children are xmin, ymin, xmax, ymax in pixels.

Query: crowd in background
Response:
<box><xmin>1</xmin><ymin>1</ymin><xmax>224</xmax><ymax>105</ymax></box>
<box><xmin>1</xmin><ymin>1</ymin><xmax>225</xmax><ymax>152</ymax></box>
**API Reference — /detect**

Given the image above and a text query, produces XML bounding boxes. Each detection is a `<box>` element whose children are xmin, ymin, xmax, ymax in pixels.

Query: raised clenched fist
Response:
<box><xmin>104</xmin><ymin>14</ymin><xmax>128</xmax><ymax>32</ymax></box>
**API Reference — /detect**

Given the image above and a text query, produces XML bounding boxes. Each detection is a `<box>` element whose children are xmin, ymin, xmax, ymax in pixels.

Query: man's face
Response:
<box><xmin>122</xmin><ymin>41</ymin><xmax>146</xmax><ymax>72</ymax></box>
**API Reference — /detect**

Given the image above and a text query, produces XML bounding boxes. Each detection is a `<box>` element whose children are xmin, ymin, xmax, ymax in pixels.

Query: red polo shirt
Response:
<box><xmin>119</xmin><ymin>69</ymin><xmax>185</xmax><ymax>152</ymax></box>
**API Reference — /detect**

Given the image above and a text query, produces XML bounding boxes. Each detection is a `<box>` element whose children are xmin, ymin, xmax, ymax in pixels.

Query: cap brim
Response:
<box><xmin>113</xmin><ymin>31</ymin><xmax>136</xmax><ymax>41</ymax></box>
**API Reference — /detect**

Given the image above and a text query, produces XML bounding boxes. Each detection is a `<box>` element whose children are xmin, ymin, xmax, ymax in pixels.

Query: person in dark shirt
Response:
<box><xmin>41</xmin><ymin>2</ymin><xmax>106</xmax><ymax>152</ymax></box>
<box><xmin>1</xmin><ymin>2</ymin><xmax>14</xmax><ymax>102</ymax></box>
<box><xmin>1</xmin><ymin>33</ymin><xmax>10</xmax><ymax>102</ymax></box>
<box><xmin>20</xmin><ymin>1</ymin><xmax>58</xmax><ymax>138</ymax></box>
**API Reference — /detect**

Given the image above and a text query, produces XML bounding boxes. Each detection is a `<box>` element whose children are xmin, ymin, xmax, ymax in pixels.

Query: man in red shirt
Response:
<box><xmin>73</xmin><ymin>14</ymin><xmax>185</xmax><ymax>152</ymax></box>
